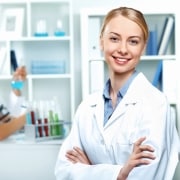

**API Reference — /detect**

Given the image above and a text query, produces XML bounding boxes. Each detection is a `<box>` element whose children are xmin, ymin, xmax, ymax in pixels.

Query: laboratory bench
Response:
<box><xmin>0</xmin><ymin>133</ymin><xmax>63</xmax><ymax>180</ymax></box>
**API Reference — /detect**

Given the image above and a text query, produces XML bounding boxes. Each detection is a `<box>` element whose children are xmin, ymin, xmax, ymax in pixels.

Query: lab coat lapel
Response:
<box><xmin>93</xmin><ymin>95</ymin><xmax>137</xmax><ymax>131</ymax></box>
<box><xmin>91</xmin><ymin>73</ymin><xmax>145</xmax><ymax>129</ymax></box>
<box><xmin>105</xmin><ymin>95</ymin><xmax>138</xmax><ymax>128</ymax></box>
<box><xmin>90</xmin><ymin>92</ymin><xmax>105</xmax><ymax>132</ymax></box>
<box><xmin>105</xmin><ymin>73</ymin><xmax>144</xmax><ymax>127</ymax></box>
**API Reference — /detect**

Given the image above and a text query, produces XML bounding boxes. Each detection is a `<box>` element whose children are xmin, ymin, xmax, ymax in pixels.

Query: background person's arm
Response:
<box><xmin>0</xmin><ymin>114</ymin><xmax>26</xmax><ymax>140</ymax></box>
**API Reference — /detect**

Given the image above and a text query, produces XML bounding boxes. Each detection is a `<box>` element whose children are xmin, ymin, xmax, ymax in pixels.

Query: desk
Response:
<box><xmin>0</xmin><ymin>134</ymin><xmax>62</xmax><ymax>180</ymax></box>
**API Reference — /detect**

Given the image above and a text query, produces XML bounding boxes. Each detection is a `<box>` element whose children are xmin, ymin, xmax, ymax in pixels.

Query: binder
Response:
<box><xmin>146</xmin><ymin>30</ymin><xmax>158</xmax><ymax>55</ymax></box>
<box><xmin>158</xmin><ymin>16</ymin><xmax>174</xmax><ymax>55</ymax></box>
<box><xmin>152</xmin><ymin>60</ymin><xmax>162</xmax><ymax>90</ymax></box>
<box><xmin>10</xmin><ymin>50</ymin><xmax>18</xmax><ymax>71</ymax></box>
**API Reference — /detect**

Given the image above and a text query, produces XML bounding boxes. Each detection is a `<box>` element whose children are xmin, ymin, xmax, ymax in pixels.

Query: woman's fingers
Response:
<box><xmin>134</xmin><ymin>136</ymin><xmax>146</xmax><ymax>146</ymax></box>
<box><xmin>66</xmin><ymin>147</ymin><xmax>91</xmax><ymax>164</ymax></box>
<box><xmin>130</xmin><ymin>137</ymin><xmax>156</xmax><ymax>167</ymax></box>
<box><xmin>135</xmin><ymin>150</ymin><xmax>156</xmax><ymax>160</ymax></box>
<box><xmin>139</xmin><ymin>144</ymin><xmax>155</xmax><ymax>152</ymax></box>
<box><xmin>133</xmin><ymin>137</ymin><xmax>155</xmax><ymax>153</ymax></box>
<box><xmin>66</xmin><ymin>150</ymin><xmax>78</xmax><ymax>163</ymax></box>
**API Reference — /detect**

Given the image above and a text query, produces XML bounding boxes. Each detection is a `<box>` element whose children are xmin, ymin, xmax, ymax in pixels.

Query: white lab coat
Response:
<box><xmin>0</xmin><ymin>91</ymin><xmax>25</xmax><ymax>117</ymax></box>
<box><xmin>55</xmin><ymin>73</ymin><xmax>180</xmax><ymax>180</ymax></box>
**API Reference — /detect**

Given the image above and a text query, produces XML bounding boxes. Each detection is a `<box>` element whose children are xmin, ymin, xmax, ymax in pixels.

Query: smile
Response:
<box><xmin>114</xmin><ymin>56</ymin><xmax>130</xmax><ymax>63</ymax></box>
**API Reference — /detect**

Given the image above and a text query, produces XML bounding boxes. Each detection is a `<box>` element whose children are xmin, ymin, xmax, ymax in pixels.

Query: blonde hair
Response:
<box><xmin>100</xmin><ymin>7</ymin><xmax>149</xmax><ymax>42</ymax></box>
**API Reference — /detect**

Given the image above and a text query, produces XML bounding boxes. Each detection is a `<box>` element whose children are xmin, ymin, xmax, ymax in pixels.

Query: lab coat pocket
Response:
<box><xmin>111</xmin><ymin>142</ymin><xmax>133</xmax><ymax>164</ymax></box>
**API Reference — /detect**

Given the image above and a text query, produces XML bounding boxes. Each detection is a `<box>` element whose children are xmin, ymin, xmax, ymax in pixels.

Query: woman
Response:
<box><xmin>55</xmin><ymin>7</ymin><xmax>180</xmax><ymax>180</ymax></box>
<box><xmin>0</xmin><ymin>66</ymin><xmax>27</xmax><ymax>140</ymax></box>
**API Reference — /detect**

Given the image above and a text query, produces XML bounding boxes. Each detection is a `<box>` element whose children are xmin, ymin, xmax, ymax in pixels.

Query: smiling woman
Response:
<box><xmin>55</xmin><ymin>6</ymin><xmax>180</xmax><ymax>180</ymax></box>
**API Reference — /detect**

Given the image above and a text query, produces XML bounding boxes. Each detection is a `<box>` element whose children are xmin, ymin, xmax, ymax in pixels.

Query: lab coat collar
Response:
<box><xmin>89</xmin><ymin>73</ymin><xmax>147</xmax><ymax>130</ymax></box>
<box><xmin>105</xmin><ymin>73</ymin><xmax>148</xmax><ymax>128</ymax></box>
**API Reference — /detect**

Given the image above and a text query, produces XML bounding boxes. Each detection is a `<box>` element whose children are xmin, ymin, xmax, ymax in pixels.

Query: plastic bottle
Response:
<box><xmin>53</xmin><ymin>96</ymin><xmax>64</xmax><ymax>136</ymax></box>
<box><xmin>48</xmin><ymin>100</ymin><xmax>56</xmax><ymax>136</ymax></box>
<box><xmin>54</xmin><ymin>19</ymin><xmax>65</xmax><ymax>36</ymax></box>
<box><xmin>54</xmin><ymin>112</ymin><xmax>61</xmax><ymax>136</ymax></box>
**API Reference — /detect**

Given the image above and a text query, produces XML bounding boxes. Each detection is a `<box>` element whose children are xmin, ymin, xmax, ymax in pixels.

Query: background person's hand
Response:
<box><xmin>12</xmin><ymin>66</ymin><xmax>27</xmax><ymax>96</ymax></box>
<box><xmin>13</xmin><ymin>66</ymin><xmax>27</xmax><ymax>81</ymax></box>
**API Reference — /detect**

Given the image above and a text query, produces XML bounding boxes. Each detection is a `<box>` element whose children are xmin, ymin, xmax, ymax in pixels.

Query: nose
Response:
<box><xmin>117</xmin><ymin>41</ymin><xmax>128</xmax><ymax>54</ymax></box>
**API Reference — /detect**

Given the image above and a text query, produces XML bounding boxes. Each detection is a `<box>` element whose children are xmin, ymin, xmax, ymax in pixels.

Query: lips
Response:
<box><xmin>114</xmin><ymin>56</ymin><xmax>130</xmax><ymax>64</ymax></box>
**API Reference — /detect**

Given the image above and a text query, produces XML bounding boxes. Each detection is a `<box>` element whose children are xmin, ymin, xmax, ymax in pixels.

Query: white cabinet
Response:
<box><xmin>0</xmin><ymin>138</ymin><xmax>62</xmax><ymax>180</ymax></box>
<box><xmin>0</xmin><ymin>0</ymin><xmax>75</xmax><ymax>121</ymax></box>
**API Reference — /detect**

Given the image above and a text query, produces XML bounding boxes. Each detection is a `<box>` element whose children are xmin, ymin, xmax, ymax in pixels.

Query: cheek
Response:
<box><xmin>101</xmin><ymin>38</ymin><xmax>115</xmax><ymax>53</ymax></box>
<box><xmin>130</xmin><ymin>46</ymin><xmax>145</xmax><ymax>57</ymax></box>
<box><xmin>102</xmin><ymin>47</ymin><xmax>113</xmax><ymax>59</ymax></box>
<box><xmin>103</xmin><ymin>43</ymin><xmax>116</xmax><ymax>54</ymax></box>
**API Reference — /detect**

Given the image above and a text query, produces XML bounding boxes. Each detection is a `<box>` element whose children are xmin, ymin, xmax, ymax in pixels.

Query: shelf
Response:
<box><xmin>88</xmin><ymin>55</ymin><xmax>176</xmax><ymax>62</ymax></box>
<box><xmin>0</xmin><ymin>0</ymin><xmax>75</xmax><ymax>122</ymax></box>
<box><xmin>0</xmin><ymin>36</ymin><xmax>71</xmax><ymax>41</ymax></box>
<box><xmin>28</xmin><ymin>74</ymin><xmax>72</xmax><ymax>79</ymax></box>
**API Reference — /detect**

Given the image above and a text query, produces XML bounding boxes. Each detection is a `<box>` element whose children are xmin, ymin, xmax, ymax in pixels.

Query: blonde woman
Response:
<box><xmin>55</xmin><ymin>7</ymin><xmax>180</xmax><ymax>180</ymax></box>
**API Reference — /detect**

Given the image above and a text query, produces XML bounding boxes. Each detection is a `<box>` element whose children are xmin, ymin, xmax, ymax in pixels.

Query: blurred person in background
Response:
<box><xmin>0</xmin><ymin>66</ymin><xmax>27</xmax><ymax>140</ymax></box>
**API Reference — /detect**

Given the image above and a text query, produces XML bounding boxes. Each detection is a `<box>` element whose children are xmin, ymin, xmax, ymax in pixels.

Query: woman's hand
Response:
<box><xmin>117</xmin><ymin>137</ymin><xmax>156</xmax><ymax>180</ymax></box>
<box><xmin>66</xmin><ymin>146</ymin><xmax>91</xmax><ymax>165</ymax></box>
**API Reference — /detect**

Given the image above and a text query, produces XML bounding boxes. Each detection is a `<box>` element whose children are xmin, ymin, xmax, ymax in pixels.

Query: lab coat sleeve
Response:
<box><xmin>163</xmin><ymin>105</ymin><xmax>180</xmax><ymax>179</ymax></box>
<box><xmin>55</xmin><ymin>103</ymin><xmax>122</xmax><ymax>180</ymax></box>
<box><xmin>127</xmin><ymin>102</ymin><xmax>180</xmax><ymax>180</ymax></box>
<box><xmin>7</xmin><ymin>91</ymin><xmax>26</xmax><ymax>117</ymax></box>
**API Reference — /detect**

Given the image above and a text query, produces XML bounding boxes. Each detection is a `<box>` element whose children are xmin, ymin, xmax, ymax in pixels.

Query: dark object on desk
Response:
<box><xmin>0</xmin><ymin>104</ymin><xmax>10</xmax><ymax>122</ymax></box>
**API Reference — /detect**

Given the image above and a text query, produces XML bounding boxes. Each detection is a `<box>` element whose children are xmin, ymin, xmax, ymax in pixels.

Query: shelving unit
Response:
<box><xmin>0</xmin><ymin>0</ymin><xmax>75</xmax><ymax>121</ymax></box>
<box><xmin>81</xmin><ymin>8</ymin><xmax>179</xmax><ymax>118</ymax></box>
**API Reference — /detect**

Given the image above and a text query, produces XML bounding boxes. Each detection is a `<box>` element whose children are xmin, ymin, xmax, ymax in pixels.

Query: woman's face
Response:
<box><xmin>100</xmin><ymin>15</ymin><xmax>146</xmax><ymax>76</ymax></box>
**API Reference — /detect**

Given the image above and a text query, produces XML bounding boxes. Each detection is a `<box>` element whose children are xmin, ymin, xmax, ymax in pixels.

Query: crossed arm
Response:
<box><xmin>65</xmin><ymin>137</ymin><xmax>155</xmax><ymax>180</ymax></box>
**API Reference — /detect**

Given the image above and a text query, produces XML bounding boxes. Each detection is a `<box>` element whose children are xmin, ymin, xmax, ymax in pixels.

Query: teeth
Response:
<box><xmin>117</xmin><ymin>58</ymin><xmax>127</xmax><ymax>62</ymax></box>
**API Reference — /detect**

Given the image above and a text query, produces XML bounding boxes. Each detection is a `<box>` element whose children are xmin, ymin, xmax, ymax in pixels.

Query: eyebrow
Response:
<box><xmin>108</xmin><ymin>32</ymin><xmax>120</xmax><ymax>36</ymax></box>
<box><xmin>108</xmin><ymin>32</ymin><xmax>141</xmax><ymax>39</ymax></box>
